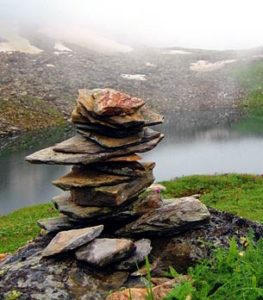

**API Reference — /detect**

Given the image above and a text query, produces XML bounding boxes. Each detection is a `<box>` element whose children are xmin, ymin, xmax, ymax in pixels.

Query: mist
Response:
<box><xmin>1</xmin><ymin>0</ymin><xmax>263</xmax><ymax>50</ymax></box>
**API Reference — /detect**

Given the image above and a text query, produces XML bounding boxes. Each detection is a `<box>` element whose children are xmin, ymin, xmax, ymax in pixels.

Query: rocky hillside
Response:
<box><xmin>1</xmin><ymin>34</ymin><xmax>262</xmax><ymax>138</ymax></box>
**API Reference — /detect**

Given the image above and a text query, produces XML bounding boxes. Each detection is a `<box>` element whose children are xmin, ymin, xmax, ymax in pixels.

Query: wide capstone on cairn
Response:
<box><xmin>26</xmin><ymin>88</ymin><xmax>210</xmax><ymax>270</ymax></box>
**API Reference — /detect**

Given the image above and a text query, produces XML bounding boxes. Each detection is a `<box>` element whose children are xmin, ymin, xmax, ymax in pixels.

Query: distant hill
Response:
<box><xmin>0</xmin><ymin>23</ymin><xmax>262</xmax><ymax>139</ymax></box>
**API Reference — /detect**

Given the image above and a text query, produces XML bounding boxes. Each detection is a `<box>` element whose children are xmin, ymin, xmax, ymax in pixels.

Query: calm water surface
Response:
<box><xmin>1</xmin><ymin>109</ymin><xmax>263</xmax><ymax>214</ymax></box>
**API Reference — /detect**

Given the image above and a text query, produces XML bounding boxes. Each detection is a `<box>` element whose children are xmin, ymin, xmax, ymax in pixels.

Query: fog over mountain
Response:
<box><xmin>1</xmin><ymin>0</ymin><xmax>263</xmax><ymax>51</ymax></box>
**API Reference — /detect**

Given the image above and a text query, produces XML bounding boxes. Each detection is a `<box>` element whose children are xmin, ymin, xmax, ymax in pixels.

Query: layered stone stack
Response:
<box><xmin>26</xmin><ymin>88</ymin><xmax>210</xmax><ymax>270</ymax></box>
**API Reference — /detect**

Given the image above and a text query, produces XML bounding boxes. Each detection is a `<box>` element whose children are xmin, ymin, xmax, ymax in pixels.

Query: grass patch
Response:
<box><xmin>0</xmin><ymin>203</ymin><xmax>58</xmax><ymax>253</ymax></box>
<box><xmin>232</xmin><ymin>59</ymin><xmax>263</xmax><ymax>133</ymax></box>
<box><xmin>1</xmin><ymin>174</ymin><xmax>263</xmax><ymax>253</ymax></box>
<box><xmin>162</xmin><ymin>174</ymin><xmax>263</xmax><ymax>223</ymax></box>
<box><xmin>0</xmin><ymin>96</ymin><xmax>65</xmax><ymax>131</ymax></box>
<box><xmin>165</xmin><ymin>237</ymin><xmax>263</xmax><ymax>300</ymax></box>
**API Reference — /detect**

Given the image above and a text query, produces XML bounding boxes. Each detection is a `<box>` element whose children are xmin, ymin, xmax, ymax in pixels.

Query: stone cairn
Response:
<box><xmin>26</xmin><ymin>88</ymin><xmax>210</xmax><ymax>271</ymax></box>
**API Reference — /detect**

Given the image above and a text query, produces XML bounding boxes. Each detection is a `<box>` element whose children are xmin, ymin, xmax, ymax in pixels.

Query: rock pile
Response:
<box><xmin>26</xmin><ymin>88</ymin><xmax>210</xmax><ymax>272</ymax></box>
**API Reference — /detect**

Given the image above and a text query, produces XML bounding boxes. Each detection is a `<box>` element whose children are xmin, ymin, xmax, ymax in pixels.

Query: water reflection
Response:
<box><xmin>0</xmin><ymin>109</ymin><xmax>263</xmax><ymax>214</ymax></box>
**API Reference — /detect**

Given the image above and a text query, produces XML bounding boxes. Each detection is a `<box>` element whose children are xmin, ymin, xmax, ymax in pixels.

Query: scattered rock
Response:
<box><xmin>42</xmin><ymin>225</ymin><xmax>104</xmax><ymax>257</ymax></box>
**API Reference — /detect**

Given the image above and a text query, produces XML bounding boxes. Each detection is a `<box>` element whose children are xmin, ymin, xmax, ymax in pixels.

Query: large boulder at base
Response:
<box><xmin>75</xmin><ymin>238</ymin><xmax>135</xmax><ymax>267</ymax></box>
<box><xmin>0</xmin><ymin>209</ymin><xmax>263</xmax><ymax>299</ymax></box>
<box><xmin>117</xmin><ymin>197</ymin><xmax>211</xmax><ymax>237</ymax></box>
<box><xmin>42</xmin><ymin>225</ymin><xmax>104</xmax><ymax>257</ymax></box>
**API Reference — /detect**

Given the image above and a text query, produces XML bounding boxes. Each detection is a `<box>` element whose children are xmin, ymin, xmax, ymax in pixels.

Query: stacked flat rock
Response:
<box><xmin>26</xmin><ymin>88</ymin><xmax>210</xmax><ymax>270</ymax></box>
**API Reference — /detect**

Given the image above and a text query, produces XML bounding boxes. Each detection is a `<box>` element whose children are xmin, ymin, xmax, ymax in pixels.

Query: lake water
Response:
<box><xmin>1</xmin><ymin>108</ymin><xmax>263</xmax><ymax>215</ymax></box>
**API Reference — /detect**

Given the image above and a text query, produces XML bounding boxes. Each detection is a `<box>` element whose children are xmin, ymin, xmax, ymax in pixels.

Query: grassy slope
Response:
<box><xmin>0</xmin><ymin>96</ymin><xmax>65</xmax><ymax>132</ymax></box>
<box><xmin>162</xmin><ymin>174</ymin><xmax>263</xmax><ymax>223</ymax></box>
<box><xmin>0</xmin><ymin>203</ymin><xmax>58</xmax><ymax>253</ymax></box>
<box><xmin>1</xmin><ymin>174</ymin><xmax>263</xmax><ymax>253</ymax></box>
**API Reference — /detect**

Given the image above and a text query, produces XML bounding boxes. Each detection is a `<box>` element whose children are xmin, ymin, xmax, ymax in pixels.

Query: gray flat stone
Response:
<box><xmin>37</xmin><ymin>216</ymin><xmax>74</xmax><ymax>233</ymax></box>
<box><xmin>42</xmin><ymin>225</ymin><xmax>104</xmax><ymax>257</ymax></box>
<box><xmin>75</xmin><ymin>238</ymin><xmax>135</xmax><ymax>267</ymax></box>
<box><xmin>117</xmin><ymin>197</ymin><xmax>211</xmax><ymax>237</ymax></box>
<box><xmin>26</xmin><ymin>134</ymin><xmax>164</xmax><ymax>165</ymax></box>
<box><xmin>116</xmin><ymin>239</ymin><xmax>152</xmax><ymax>270</ymax></box>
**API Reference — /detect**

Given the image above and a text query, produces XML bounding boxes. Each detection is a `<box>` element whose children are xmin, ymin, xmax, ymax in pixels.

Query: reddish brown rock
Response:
<box><xmin>106</xmin><ymin>278</ymin><xmax>189</xmax><ymax>300</ymax></box>
<box><xmin>92</xmin><ymin>89</ymin><xmax>145</xmax><ymax>116</ymax></box>
<box><xmin>106</xmin><ymin>154</ymin><xmax>141</xmax><ymax>162</ymax></box>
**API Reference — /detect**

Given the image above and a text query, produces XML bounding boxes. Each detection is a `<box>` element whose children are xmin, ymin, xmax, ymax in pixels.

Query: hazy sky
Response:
<box><xmin>1</xmin><ymin>0</ymin><xmax>263</xmax><ymax>50</ymax></box>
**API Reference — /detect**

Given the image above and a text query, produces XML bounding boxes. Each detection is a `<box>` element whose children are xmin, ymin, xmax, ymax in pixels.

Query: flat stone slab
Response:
<box><xmin>71</xmin><ymin>171</ymin><xmax>154</xmax><ymax>207</ymax></box>
<box><xmin>117</xmin><ymin>197</ymin><xmax>211</xmax><ymax>236</ymax></box>
<box><xmin>52</xmin><ymin>166</ymin><xmax>130</xmax><ymax>190</ymax></box>
<box><xmin>91</xmin><ymin>161</ymin><xmax>155</xmax><ymax>177</ymax></box>
<box><xmin>106</xmin><ymin>154</ymin><xmax>141</xmax><ymax>162</ymax></box>
<box><xmin>37</xmin><ymin>216</ymin><xmax>75</xmax><ymax>233</ymax></box>
<box><xmin>73</xmin><ymin>101</ymin><xmax>163</xmax><ymax>129</ymax></box>
<box><xmin>77</xmin><ymin>128</ymin><xmax>160</xmax><ymax>149</ymax></box>
<box><xmin>75</xmin><ymin>238</ymin><xmax>135</xmax><ymax>267</ymax></box>
<box><xmin>72</xmin><ymin>103</ymin><xmax>145</xmax><ymax>129</ymax></box>
<box><xmin>76</xmin><ymin>123</ymin><xmax>143</xmax><ymax>138</ymax></box>
<box><xmin>42</xmin><ymin>225</ymin><xmax>104</xmax><ymax>257</ymax></box>
<box><xmin>53</xmin><ymin>193</ymin><xmax>112</xmax><ymax>221</ymax></box>
<box><xmin>26</xmin><ymin>134</ymin><xmax>164</xmax><ymax>165</ymax></box>
<box><xmin>116</xmin><ymin>239</ymin><xmax>152</xmax><ymax>270</ymax></box>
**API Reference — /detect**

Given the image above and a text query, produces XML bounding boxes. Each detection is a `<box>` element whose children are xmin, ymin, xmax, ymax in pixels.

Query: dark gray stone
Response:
<box><xmin>116</xmin><ymin>239</ymin><xmax>152</xmax><ymax>270</ymax></box>
<box><xmin>75</xmin><ymin>238</ymin><xmax>135</xmax><ymax>267</ymax></box>
<box><xmin>37</xmin><ymin>216</ymin><xmax>75</xmax><ymax>232</ymax></box>
<box><xmin>117</xmin><ymin>197</ymin><xmax>211</xmax><ymax>237</ymax></box>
